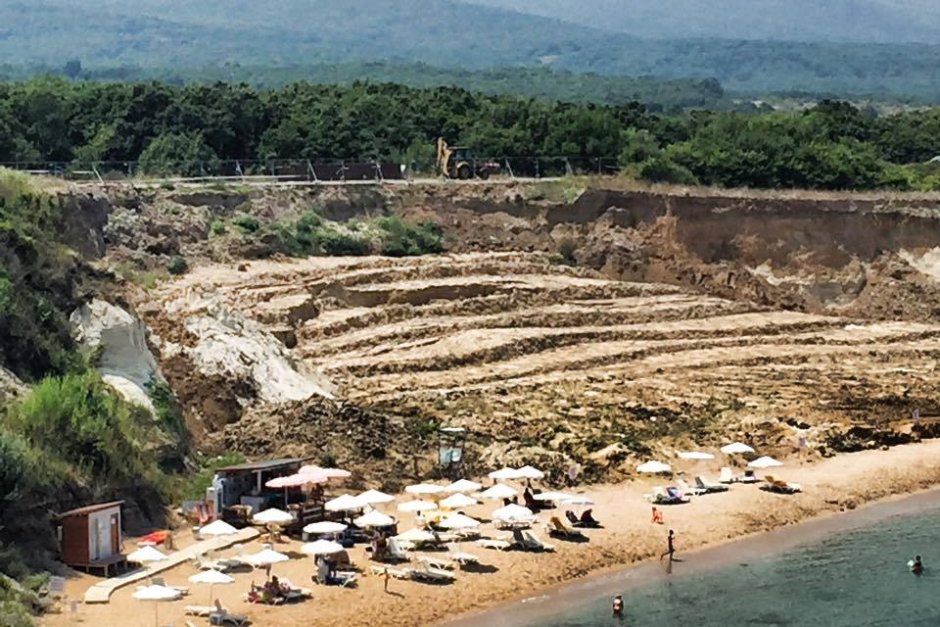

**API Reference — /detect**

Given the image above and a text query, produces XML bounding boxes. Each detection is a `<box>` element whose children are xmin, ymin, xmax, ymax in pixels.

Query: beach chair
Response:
<box><xmin>761</xmin><ymin>477</ymin><xmax>802</xmax><ymax>494</ymax></box>
<box><xmin>651</xmin><ymin>486</ymin><xmax>688</xmax><ymax>505</ymax></box>
<box><xmin>370</xmin><ymin>564</ymin><xmax>414</xmax><ymax>579</ymax></box>
<box><xmin>677</xmin><ymin>478</ymin><xmax>706</xmax><ymax>497</ymax></box>
<box><xmin>185</xmin><ymin>605</ymin><xmax>215</xmax><ymax>617</ymax></box>
<box><xmin>411</xmin><ymin>563</ymin><xmax>456</xmax><ymax>583</ymax></box>
<box><xmin>447</xmin><ymin>543</ymin><xmax>480</xmax><ymax>567</ymax></box>
<box><xmin>546</xmin><ymin>516</ymin><xmax>585</xmax><ymax>540</ymax></box>
<box><xmin>475</xmin><ymin>538</ymin><xmax>512</xmax><ymax>551</ymax></box>
<box><xmin>151</xmin><ymin>577</ymin><xmax>189</xmax><ymax>596</ymax></box>
<box><xmin>739</xmin><ymin>469</ymin><xmax>760</xmax><ymax>484</ymax></box>
<box><xmin>718</xmin><ymin>467</ymin><xmax>735</xmax><ymax>484</ymax></box>
<box><xmin>385</xmin><ymin>538</ymin><xmax>411</xmax><ymax>562</ymax></box>
<box><xmin>695</xmin><ymin>475</ymin><xmax>729</xmax><ymax>494</ymax></box>
<box><xmin>209</xmin><ymin>600</ymin><xmax>249</xmax><ymax>627</ymax></box>
<box><xmin>418</xmin><ymin>555</ymin><xmax>455</xmax><ymax>571</ymax></box>
<box><xmin>521</xmin><ymin>531</ymin><xmax>556</xmax><ymax>552</ymax></box>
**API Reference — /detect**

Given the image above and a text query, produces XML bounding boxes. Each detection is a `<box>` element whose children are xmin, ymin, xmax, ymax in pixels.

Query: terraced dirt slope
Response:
<box><xmin>149</xmin><ymin>252</ymin><xmax>940</xmax><ymax>486</ymax></box>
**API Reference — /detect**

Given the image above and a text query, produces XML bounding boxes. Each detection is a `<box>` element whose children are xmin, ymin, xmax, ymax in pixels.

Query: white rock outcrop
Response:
<box><xmin>70</xmin><ymin>299</ymin><xmax>162</xmax><ymax>411</ymax></box>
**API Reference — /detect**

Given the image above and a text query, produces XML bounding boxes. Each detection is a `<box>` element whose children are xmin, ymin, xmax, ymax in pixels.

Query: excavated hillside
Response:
<box><xmin>70</xmin><ymin>180</ymin><xmax>940</xmax><ymax>487</ymax></box>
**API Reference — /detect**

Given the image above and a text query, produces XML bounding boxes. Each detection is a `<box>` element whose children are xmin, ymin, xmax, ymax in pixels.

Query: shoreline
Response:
<box><xmin>42</xmin><ymin>440</ymin><xmax>940</xmax><ymax>627</ymax></box>
<box><xmin>445</xmin><ymin>486</ymin><xmax>940</xmax><ymax>627</ymax></box>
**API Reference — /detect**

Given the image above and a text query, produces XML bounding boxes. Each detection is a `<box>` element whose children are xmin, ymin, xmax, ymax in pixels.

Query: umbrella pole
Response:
<box><xmin>154</xmin><ymin>602</ymin><xmax>158</xmax><ymax>627</ymax></box>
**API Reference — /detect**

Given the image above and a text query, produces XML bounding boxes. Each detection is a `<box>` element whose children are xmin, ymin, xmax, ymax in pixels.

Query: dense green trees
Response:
<box><xmin>1</xmin><ymin>80</ymin><xmax>940</xmax><ymax>190</ymax></box>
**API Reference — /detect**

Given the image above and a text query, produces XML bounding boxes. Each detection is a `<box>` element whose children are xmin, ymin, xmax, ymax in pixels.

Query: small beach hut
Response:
<box><xmin>57</xmin><ymin>501</ymin><xmax>125</xmax><ymax>576</ymax></box>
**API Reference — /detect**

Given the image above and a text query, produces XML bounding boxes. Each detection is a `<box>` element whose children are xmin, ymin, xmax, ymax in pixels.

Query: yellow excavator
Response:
<box><xmin>436</xmin><ymin>137</ymin><xmax>500</xmax><ymax>180</ymax></box>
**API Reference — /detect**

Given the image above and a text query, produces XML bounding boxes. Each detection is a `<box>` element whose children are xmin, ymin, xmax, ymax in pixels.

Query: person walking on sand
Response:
<box><xmin>612</xmin><ymin>594</ymin><xmax>624</xmax><ymax>617</ymax></box>
<box><xmin>651</xmin><ymin>506</ymin><xmax>664</xmax><ymax>525</ymax></box>
<box><xmin>660</xmin><ymin>529</ymin><xmax>676</xmax><ymax>563</ymax></box>
<box><xmin>383</xmin><ymin>566</ymin><xmax>391</xmax><ymax>592</ymax></box>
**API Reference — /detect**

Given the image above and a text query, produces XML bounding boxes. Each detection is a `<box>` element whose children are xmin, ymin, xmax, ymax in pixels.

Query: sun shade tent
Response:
<box><xmin>488</xmin><ymin>467</ymin><xmax>522</xmax><ymax>481</ymax></box>
<box><xmin>354</xmin><ymin>511</ymin><xmax>396</xmax><ymax>528</ymax></box>
<box><xmin>636</xmin><ymin>461</ymin><xmax>672</xmax><ymax>473</ymax></box>
<box><xmin>678</xmin><ymin>451</ymin><xmax>715</xmax><ymax>460</ymax></box>
<box><xmin>439</xmin><ymin>493</ymin><xmax>478</xmax><ymax>509</ymax></box>
<box><xmin>358</xmin><ymin>489</ymin><xmax>395</xmax><ymax>505</ymax></box>
<box><xmin>747</xmin><ymin>456</ymin><xmax>783</xmax><ymax>469</ymax></box>
<box><xmin>515</xmin><ymin>465</ymin><xmax>545</xmax><ymax>480</ymax></box>
<box><xmin>303</xmin><ymin>521</ymin><xmax>348</xmax><ymax>535</ymax></box>
<box><xmin>720</xmin><ymin>443</ymin><xmax>755</xmax><ymax>455</ymax></box>
<box><xmin>325</xmin><ymin>494</ymin><xmax>367</xmax><ymax>512</ymax></box>
<box><xmin>404</xmin><ymin>483</ymin><xmax>445</xmax><ymax>496</ymax></box>
<box><xmin>127</xmin><ymin>545</ymin><xmax>167</xmax><ymax>564</ymax></box>
<box><xmin>478</xmin><ymin>483</ymin><xmax>517</xmax><ymax>500</ymax></box>
<box><xmin>445</xmin><ymin>479</ymin><xmax>483</xmax><ymax>493</ymax></box>
<box><xmin>492</xmin><ymin>504</ymin><xmax>534</xmax><ymax>522</ymax></box>
<box><xmin>301</xmin><ymin>540</ymin><xmax>345</xmax><ymax>556</ymax></box>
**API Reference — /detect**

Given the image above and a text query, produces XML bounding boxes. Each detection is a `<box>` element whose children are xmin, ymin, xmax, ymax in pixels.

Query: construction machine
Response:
<box><xmin>436</xmin><ymin>138</ymin><xmax>500</xmax><ymax>180</ymax></box>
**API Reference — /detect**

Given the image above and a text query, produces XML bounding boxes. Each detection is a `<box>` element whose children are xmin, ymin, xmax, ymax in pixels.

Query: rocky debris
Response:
<box><xmin>254</xmin><ymin>293</ymin><xmax>320</xmax><ymax>327</ymax></box>
<box><xmin>0</xmin><ymin>366</ymin><xmax>25</xmax><ymax>400</ymax></box>
<box><xmin>70</xmin><ymin>299</ymin><xmax>162</xmax><ymax>411</ymax></box>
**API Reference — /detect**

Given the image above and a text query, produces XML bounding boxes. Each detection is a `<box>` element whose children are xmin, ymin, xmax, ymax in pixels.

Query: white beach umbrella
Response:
<box><xmin>720</xmin><ymin>442</ymin><xmax>756</xmax><ymax>455</ymax></box>
<box><xmin>478</xmin><ymin>483</ymin><xmax>517</xmax><ymax>500</ymax></box>
<box><xmin>325</xmin><ymin>494</ymin><xmax>367</xmax><ymax>512</ymax></box>
<box><xmin>677</xmin><ymin>451</ymin><xmax>715</xmax><ymax>461</ymax></box>
<box><xmin>300</xmin><ymin>465</ymin><xmax>352</xmax><ymax>480</ymax></box>
<box><xmin>251</xmin><ymin>508</ymin><xmax>295</xmax><ymax>526</ymax></box>
<box><xmin>438</xmin><ymin>513</ymin><xmax>481</xmax><ymax>530</ymax></box>
<box><xmin>188</xmin><ymin>569</ymin><xmax>234</xmax><ymax>604</ymax></box>
<box><xmin>354</xmin><ymin>510</ymin><xmax>396</xmax><ymax>528</ymax></box>
<box><xmin>748</xmin><ymin>456</ymin><xmax>783</xmax><ymax>469</ymax></box>
<box><xmin>266</xmin><ymin>472</ymin><xmax>327</xmax><ymax>488</ymax></box>
<box><xmin>439</xmin><ymin>493</ymin><xmax>478</xmax><ymax>509</ymax></box>
<box><xmin>636</xmin><ymin>461</ymin><xmax>672</xmax><ymax>474</ymax></box>
<box><xmin>445</xmin><ymin>479</ymin><xmax>483</xmax><ymax>493</ymax></box>
<box><xmin>561</xmin><ymin>495</ymin><xmax>595</xmax><ymax>506</ymax></box>
<box><xmin>303</xmin><ymin>521</ymin><xmax>348</xmax><ymax>535</ymax></box>
<box><xmin>244</xmin><ymin>548</ymin><xmax>290</xmax><ymax>568</ymax></box>
<box><xmin>488</xmin><ymin>467</ymin><xmax>522</xmax><ymax>481</ymax></box>
<box><xmin>492</xmin><ymin>503</ymin><xmax>534</xmax><ymax>522</ymax></box>
<box><xmin>395</xmin><ymin>528</ymin><xmax>437</xmax><ymax>543</ymax></box>
<box><xmin>397</xmin><ymin>499</ymin><xmax>438</xmax><ymax>513</ymax></box>
<box><xmin>532</xmin><ymin>491</ymin><xmax>575</xmax><ymax>502</ymax></box>
<box><xmin>133</xmin><ymin>584</ymin><xmax>181</xmax><ymax>627</ymax></box>
<box><xmin>301</xmin><ymin>539</ymin><xmax>345</xmax><ymax>556</ymax></box>
<box><xmin>127</xmin><ymin>545</ymin><xmax>167</xmax><ymax>564</ymax></box>
<box><xmin>515</xmin><ymin>465</ymin><xmax>545</xmax><ymax>480</ymax></box>
<box><xmin>199</xmin><ymin>519</ymin><xmax>238</xmax><ymax>537</ymax></box>
<box><xmin>405</xmin><ymin>483</ymin><xmax>445</xmax><ymax>496</ymax></box>
<box><xmin>358</xmin><ymin>489</ymin><xmax>396</xmax><ymax>505</ymax></box>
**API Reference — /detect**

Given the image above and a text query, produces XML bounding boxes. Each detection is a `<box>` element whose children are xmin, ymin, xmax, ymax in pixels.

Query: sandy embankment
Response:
<box><xmin>41</xmin><ymin>441</ymin><xmax>940</xmax><ymax>627</ymax></box>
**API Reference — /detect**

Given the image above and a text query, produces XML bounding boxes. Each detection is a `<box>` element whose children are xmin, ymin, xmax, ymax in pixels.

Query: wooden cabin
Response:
<box><xmin>58</xmin><ymin>501</ymin><xmax>126</xmax><ymax>576</ymax></box>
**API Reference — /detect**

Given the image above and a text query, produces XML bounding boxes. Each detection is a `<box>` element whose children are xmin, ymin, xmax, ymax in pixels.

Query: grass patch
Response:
<box><xmin>173</xmin><ymin>452</ymin><xmax>246</xmax><ymax>502</ymax></box>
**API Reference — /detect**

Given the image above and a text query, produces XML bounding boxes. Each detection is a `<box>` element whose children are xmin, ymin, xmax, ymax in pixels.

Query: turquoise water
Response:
<box><xmin>531</xmin><ymin>506</ymin><xmax>940</xmax><ymax>627</ymax></box>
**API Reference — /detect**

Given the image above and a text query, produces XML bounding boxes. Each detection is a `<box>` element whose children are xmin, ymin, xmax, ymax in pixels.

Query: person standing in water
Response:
<box><xmin>911</xmin><ymin>555</ymin><xmax>924</xmax><ymax>575</ymax></box>
<box><xmin>612</xmin><ymin>594</ymin><xmax>624</xmax><ymax>618</ymax></box>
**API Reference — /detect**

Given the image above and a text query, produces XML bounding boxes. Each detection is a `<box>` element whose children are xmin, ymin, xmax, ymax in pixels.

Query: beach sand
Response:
<box><xmin>40</xmin><ymin>440</ymin><xmax>940</xmax><ymax>627</ymax></box>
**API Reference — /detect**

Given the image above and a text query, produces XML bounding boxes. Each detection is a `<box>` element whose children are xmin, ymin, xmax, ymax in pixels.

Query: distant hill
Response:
<box><xmin>465</xmin><ymin>0</ymin><xmax>940</xmax><ymax>44</ymax></box>
<box><xmin>4</xmin><ymin>0</ymin><xmax>940</xmax><ymax>100</ymax></box>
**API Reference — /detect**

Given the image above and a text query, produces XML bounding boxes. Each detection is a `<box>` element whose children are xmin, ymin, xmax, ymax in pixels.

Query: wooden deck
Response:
<box><xmin>68</xmin><ymin>554</ymin><xmax>127</xmax><ymax>578</ymax></box>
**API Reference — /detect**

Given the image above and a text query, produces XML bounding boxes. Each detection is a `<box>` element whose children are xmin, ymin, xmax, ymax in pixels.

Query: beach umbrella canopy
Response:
<box><xmin>189</xmin><ymin>569</ymin><xmax>235</xmax><ymax>585</ymax></box>
<box><xmin>478</xmin><ymin>483</ymin><xmax>517</xmax><ymax>500</ymax></box>
<box><xmin>438</xmin><ymin>513</ymin><xmax>481</xmax><ymax>530</ymax></box>
<box><xmin>127</xmin><ymin>545</ymin><xmax>168</xmax><ymax>564</ymax></box>
<box><xmin>133</xmin><ymin>584</ymin><xmax>181</xmax><ymax>626</ymax></box>
<box><xmin>251</xmin><ymin>508</ymin><xmax>295</xmax><ymax>525</ymax></box>
<box><xmin>515</xmin><ymin>465</ymin><xmax>545</xmax><ymax>480</ymax></box>
<box><xmin>303</xmin><ymin>521</ymin><xmax>347</xmax><ymax>535</ymax></box>
<box><xmin>301</xmin><ymin>465</ymin><xmax>352</xmax><ymax>480</ymax></box>
<box><xmin>492</xmin><ymin>503</ymin><xmax>534</xmax><ymax>522</ymax></box>
<box><xmin>301</xmin><ymin>539</ymin><xmax>345</xmax><ymax>556</ymax></box>
<box><xmin>395</xmin><ymin>528</ymin><xmax>437</xmax><ymax>543</ymax></box>
<box><xmin>678</xmin><ymin>451</ymin><xmax>715</xmax><ymax>461</ymax></box>
<box><xmin>244</xmin><ymin>548</ymin><xmax>290</xmax><ymax>568</ymax></box>
<box><xmin>199</xmin><ymin>519</ymin><xmax>238</xmax><ymax>537</ymax></box>
<box><xmin>439</xmin><ymin>493</ymin><xmax>478</xmax><ymax>509</ymax></box>
<box><xmin>488</xmin><ymin>467</ymin><xmax>522</xmax><ymax>481</ymax></box>
<box><xmin>748</xmin><ymin>456</ymin><xmax>783</xmax><ymax>469</ymax></box>
<box><xmin>405</xmin><ymin>483</ymin><xmax>445</xmax><ymax>496</ymax></box>
<box><xmin>397</xmin><ymin>499</ymin><xmax>438</xmax><ymax>513</ymax></box>
<box><xmin>354</xmin><ymin>510</ymin><xmax>396</xmax><ymax>528</ymax></box>
<box><xmin>637</xmin><ymin>461</ymin><xmax>672</xmax><ymax>474</ymax></box>
<box><xmin>561</xmin><ymin>495</ymin><xmax>595</xmax><ymax>506</ymax></box>
<box><xmin>532</xmin><ymin>491</ymin><xmax>575</xmax><ymax>502</ymax></box>
<box><xmin>325</xmin><ymin>494</ymin><xmax>367</xmax><ymax>512</ymax></box>
<box><xmin>266</xmin><ymin>472</ymin><xmax>328</xmax><ymax>488</ymax></box>
<box><xmin>445</xmin><ymin>479</ymin><xmax>483</xmax><ymax>493</ymax></box>
<box><xmin>721</xmin><ymin>442</ymin><xmax>755</xmax><ymax>455</ymax></box>
<box><xmin>358</xmin><ymin>489</ymin><xmax>396</xmax><ymax>505</ymax></box>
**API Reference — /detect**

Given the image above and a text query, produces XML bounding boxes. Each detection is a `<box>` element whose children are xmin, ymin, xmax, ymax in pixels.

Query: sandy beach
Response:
<box><xmin>39</xmin><ymin>440</ymin><xmax>940</xmax><ymax>627</ymax></box>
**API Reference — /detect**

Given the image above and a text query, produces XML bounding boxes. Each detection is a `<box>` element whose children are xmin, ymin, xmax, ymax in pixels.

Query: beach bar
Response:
<box><xmin>57</xmin><ymin>501</ymin><xmax>126</xmax><ymax>576</ymax></box>
<box><xmin>211</xmin><ymin>458</ymin><xmax>324</xmax><ymax>528</ymax></box>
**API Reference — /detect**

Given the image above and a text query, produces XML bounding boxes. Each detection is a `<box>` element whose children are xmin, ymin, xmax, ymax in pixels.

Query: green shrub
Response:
<box><xmin>313</xmin><ymin>227</ymin><xmax>371</xmax><ymax>256</ymax></box>
<box><xmin>232</xmin><ymin>214</ymin><xmax>260</xmax><ymax>234</ymax></box>
<box><xmin>209</xmin><ymin>220</ymin><xmax>227</xmax><ymax>236</ymax></box>
<box><xmin>638</xmin><ymin>156</ymin><xmax>700</xmax><ymax>186</ymax></box>
<box><xmin>166</xmin><ymin>255</ymin><xmax>188</xmax><ymax>275</ymax></box>
<box><xmin>295</xmin><ymin>210</ymin><xmax>323</xmax><ymax>233</ymax></box>
<box><xmin>376</xmin><ymin>216</ymin><xmax>444</xmax><ymax>256</ymax></box>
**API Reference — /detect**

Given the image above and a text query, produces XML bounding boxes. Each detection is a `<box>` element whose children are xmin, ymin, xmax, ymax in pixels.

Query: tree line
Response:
<box><xmin>2</xmin><ymin>79</ymin><xmax>940</xmax><ymax>190</ymax></box>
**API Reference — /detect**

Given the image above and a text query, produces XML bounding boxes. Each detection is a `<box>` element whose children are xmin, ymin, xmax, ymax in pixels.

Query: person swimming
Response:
<box><xmin>911</xmin><ymin>555</ymin><xmax>924</xmax><ymax>575</ymax></box>
<box><xmin>612</xmin><ymin>594</ymin><xmax>624</xmax><ymax>617</ymax></box>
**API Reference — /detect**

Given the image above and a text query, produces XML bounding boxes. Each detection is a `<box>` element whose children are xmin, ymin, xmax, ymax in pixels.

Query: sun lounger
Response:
<box><xmin>412</xmin><ymin>563</ymin><xmax>456</xmax><ymax>583</ymax></box>
<box><xmin>370</xmin><ymin>565</ymin><xmax>413</xmax><ymax>579</ymax></box>
<box><xmin>385</xmin><ymin>538</ymin><xmax>411</xmax><ymax>562</ymax></box>
<box><xmin>695</xmin><ymin>475</ymin><xmax>730</xmax><ymax>493</ymax></box>
<box><xmin>418</xmin><ymin>556</ymin><xmax>455</xmax><ymax>570</ymax></box>
<box><xmin>738</xmin><ymin>469</ymin><xmax>761</xmax><ymax>484</ymax></box>
<box><xmin>210</xmin><ymin>600</ymin><xmax>249</xmax><ymax>627</ymax></box>
<box><xmin>718</xmin><ymin>467</ymin><xmax>735</xmax><ymax>484</ymax></box>
<box><xmin>521</xmin><ymin>530</ymin><xmax>555</xmax><ymax>552</ymax></box>
<box><xmin>761</xmin><ymin>476</ymin><xmax>802</xmax><ymax>494</ymax></box>
<box><xmin>677</xmin><ymin>478</ymin><xmax>706</xmax><ymax>497</ymax></box>
<box><xmin>185</xmin><ymin>605</ymin><xmax>215</xmax><ymax>617</ymax></box>
<box><xmin>333</xmin><ymin>571</ymin><xmax>358</xmax><ymax>587</ymax></box>
<box><xmin>546</xmin><ymin>516</ymin><xmax>585</xmax><ymax>540</ymax></box>
<box><xmin>446</xmin><ymin>543</ymin><xmax>480</xmax><ymax>566</ymax></box>
<box><xmin>476</xmin><ymin>538</ymin><xmax>512</xmax><ymax>551</ymax></box>
<box><xmin>151</xmin><ymin>577</ymin><xmax>189</xmax><ymax>596</ymax></box>
<box><xmin>650</xmin><ymin>486</ymin><xmax>689</xmax><ymax>505</ymax></box>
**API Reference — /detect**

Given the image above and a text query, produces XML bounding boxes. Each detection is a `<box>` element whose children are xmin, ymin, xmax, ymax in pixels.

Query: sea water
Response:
<box><xmin>532</xmin><ymin>504</ymin><xmax>940</xmax><ymax>627</ymax></box>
